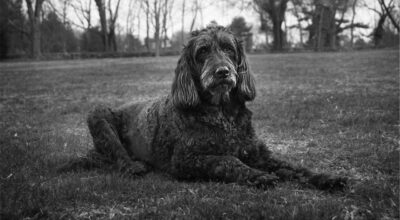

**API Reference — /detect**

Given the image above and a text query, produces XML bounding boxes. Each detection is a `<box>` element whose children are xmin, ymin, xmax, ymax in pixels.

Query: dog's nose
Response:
<box><xmin>215</xmin><ymin>66</ymin><xmax>230</xmax><ymax>78</ymax></box>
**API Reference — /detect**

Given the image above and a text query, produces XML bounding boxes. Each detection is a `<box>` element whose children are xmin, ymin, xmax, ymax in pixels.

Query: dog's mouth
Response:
<box><xmin>201</xmin><ymin>74</ymin><xmax>237</xmax><ymax>106</ymax></box>
<box><xmin>209</xmin><ymin>78</ymin><xmax>236</xmax><ymax>90</ymax></box>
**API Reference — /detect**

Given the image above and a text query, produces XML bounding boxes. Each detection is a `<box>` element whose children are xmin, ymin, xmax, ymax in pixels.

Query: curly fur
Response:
<box><xmin>60</xmin><ymin>25</ymin><xmax>347</xmax><ymax>191</ymax></box>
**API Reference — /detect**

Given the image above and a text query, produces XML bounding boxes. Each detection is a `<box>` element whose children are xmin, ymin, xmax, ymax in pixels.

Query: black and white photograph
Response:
<box><xmin>0</xmin><ymin>0</ymin><xmax>399</xmax><ymax>219</ymax></box>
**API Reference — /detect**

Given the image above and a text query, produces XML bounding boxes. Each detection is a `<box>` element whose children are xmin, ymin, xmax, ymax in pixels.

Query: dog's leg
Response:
<box><xmin>242</xmin><ymin>141</ymin><xmax>347</xmax><ymax>191</ymax></box>
<box><xmin>173</xmin><ymin>155</ymin><xmax>279</xmax><ymax>188</ymax></box>
<box><xmin>260</xmin><ymin>156</ymin><xmax>347</xmax><ymax>191</ymax></box>
<box><xmin>57</xmin><ymin>149</ymin><xmax>109</xmax><ymax>173</ymax></box>
<box><xmin>84</xmin><ymin>105</ymin><xmax>149</xmax><ymax>176</ymax></box>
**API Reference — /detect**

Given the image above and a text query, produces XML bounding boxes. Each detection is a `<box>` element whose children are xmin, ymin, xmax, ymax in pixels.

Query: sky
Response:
<box><xmin>49</xmin><ymin>0</ymin><xmax>387</xmax><ymax>45</ymax></box>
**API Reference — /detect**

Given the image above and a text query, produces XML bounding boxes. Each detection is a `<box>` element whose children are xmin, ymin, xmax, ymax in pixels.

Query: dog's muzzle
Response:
<box><xmin>215</xmin><ymin>66</ymin><xmax>230</xmax><ymax>79</ymax></box>
<box><xmin>201</xmin><ymin>64</ymin><xmax>237</xmax><ymax>90</ymax></box>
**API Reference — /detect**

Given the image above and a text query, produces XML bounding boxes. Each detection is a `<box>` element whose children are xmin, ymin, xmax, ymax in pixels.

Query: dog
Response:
<box><xmin>61</xmin><ymin>25</ymin><xmax>347</xmax><ymax>191</ymax></box>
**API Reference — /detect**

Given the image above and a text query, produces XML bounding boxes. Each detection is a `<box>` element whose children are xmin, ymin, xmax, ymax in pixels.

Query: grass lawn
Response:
<box><xmin>0</xmin><ymin>49</ymin><xmax>398</xmax><ymax>219</ymax></box>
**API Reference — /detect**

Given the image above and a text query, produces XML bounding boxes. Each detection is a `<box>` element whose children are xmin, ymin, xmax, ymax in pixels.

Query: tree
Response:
<box><xmin>142</xmin><ymin>0</ymin><xmax>162</xmax><ymax>56</ymax></box>
<box><xmin>254</xmin><ymin>0</ymin><xmax>289</xmax><ymax>51</ymax></box>
<box><xmin>126</xmin><ymin>0</ymin><xmax>141</xmax><ymax>37</ymax></box>
<box><xmin>26</xmin><ymin>0</ymin><xmax>45</xmax><ymax>58</ymax></box>
<box><xmin>230</xmin><ymin>17</ymin><xmax>252</xmax><ymax>35</ymax></box>
<box><xmin>125</xmin><ymin>0</ymin><xmax>143</xmax><ymax>52</ymax></box>
<box><xmin>152</xmin><ymin>0</ymin><xmax>162</xmax><ymax>56</ymax></box>
<box><xmin>94</xmin><ymin>0</ymin><xmax>109</xmax><ymax>51</ymax></box>
<box><xmin>161</xmin><ymin>0</ymin><xmax>174</xmax><ymax>49</ymax></box>
<box><xmin>181</xmin><ymin>0</ymin><xmax>186</xmax><ymax>42</ymax></box>
<box><xmin>349</xmin><ymin>0</ymin><xmax>358</xmax><ymax>47</ymax></box>
<box><xmin>143</xmin><ymin>0</ymin><xmax>151</xmax><ymax>52</ymax></box>
<box><xmin>41</xmin><ymin>11</ymin><xmax>77</xmax><ymax>53</ymax></box>
<box><xmin>71</xmin><ymin>0</ymin><xmax>92</xmax><ymax>30</ymax></box>
<box><xmin>258</xmin><ymin>9</ymin><xmax>273</xmax><ymax>48</ymax></box>
<box><xmin>94</xmin><ymin>0</ymin><xmax>121</xmax><ymax>52</ymax></box>
<box><xmin>289</xmin><ymin>0</ymin><xmax>307</xmax><ymax>46</ymax></box>
<box><xmin>0</xmin><ymin>0</ymin><xmax>28</xmax><ymax>59</ymax></box>
<box><xmin>170</xmin><ymin>30</ymin><xmax>190</xmax><ymax>50</ymax></box>
<box><xmin>123</xmin><ymin>34</ymin><xmax>143</xmax><ymax>52</ymax></box>
<box><xmin>229</xmin><ymin>17</ymin><xmax>253</xmax><ymax>52</ymax></box>
<box><xmin>81</xmin><ymin>27</ymin><xmax>104</xmax><ymax>52</ymax></box>
<box><xmin>45</xmin><ymin>0</ymin><xmax>74</xmax><ymax>53</ymax></box>
<box><xmin>189</xmin><ymin>0</ymin><xmax>200</xmax><ymax>32</ymax></box>
<box><xmin>378</xmin><ymin>0</ymin><xmax>399</xmax><ymax>32</ymax></box>
<box><xmin>142</xmin><ymin>0</ymin><xmax>173</xmax><ymax>57</ymax></box>
<box><xmin>311</xmin><ymin>0</ymin><xmax>339</xmax><ymax>50</ymax></box>
<box><xmin>71</xmin><ymin>0</ymin><xmax>93</xmax><ymax>52</ymax></box>
<box><xmin>367</xmin><ymin>0</ymin><xmax>398</xmax><ymax>46</ymax></box>
<box><xmin>107</xmin><ymin>0</ymin><xmax>121</xmax><ymax>52</ymax></box>
<box><xmin>304</xmin><ymin>0</ymin><xmax>368</xmax><ymax>50</ymax></box>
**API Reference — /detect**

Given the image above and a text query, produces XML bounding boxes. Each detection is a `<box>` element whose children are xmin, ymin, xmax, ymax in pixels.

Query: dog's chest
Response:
<box><xmin>184</xmin><ymin>111</ymin><xmax>254</xmax><ymax>154</ymax></box>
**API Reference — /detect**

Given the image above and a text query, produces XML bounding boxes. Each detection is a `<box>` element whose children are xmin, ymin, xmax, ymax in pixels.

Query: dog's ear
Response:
<box><xmin>171</xmin><ymin>53</ymin><xmax>200</xmax><ymax>109</ymax></box>
<box><xmin>235</xmin><ymin>38</ymin><xmax>256</xmax><ymax>102</ymax></box>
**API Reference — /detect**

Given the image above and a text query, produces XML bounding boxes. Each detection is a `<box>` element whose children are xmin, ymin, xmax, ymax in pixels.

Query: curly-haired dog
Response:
<box><xmin>61</xmin><ymin>25</ymin><xmax>347</xmax><ymax>190</ymax></box>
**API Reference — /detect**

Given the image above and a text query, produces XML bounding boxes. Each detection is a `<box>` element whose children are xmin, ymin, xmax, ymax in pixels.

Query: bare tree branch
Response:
<box><xmin>190</xmin><ymin>0</ymin><xmax>199</xmax><ymax>32</ymax></box>
<box><xmin>47</xmin><ymin>0</ymin><xmax>88</xmax><ymax>30</ymax></box>
<box><xmin>337</xmin><ymin>22</ymin><xmax>369</xmax><ymax>33</ymax></box>
<box><xmin>70</xmin><ymin>0</ymin><xmax>92</xmax><ymax>29</ymax></box>
<box><xmin>7</xmin><ymin>20</ymin><xmax>29</xmax><ymax>35</ymax></box>
<box><xmin>378</xmin><ymin>0</ymin><xmax>399</xmax><ymax>32</ymax></box>
<box><xmin>364</xmin><ymin>3</ymin><xmax>383</xmax><ymax>15</ymax></box>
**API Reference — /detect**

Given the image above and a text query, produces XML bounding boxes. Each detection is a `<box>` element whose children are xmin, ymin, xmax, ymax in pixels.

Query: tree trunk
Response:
<box><xmin>190</xmin><ymin>0</ymin><xmax>198</xmax><ymax>32</ymax></box>
<box><xmin>271</xmin><ymin>17</ymin><xmax>284</xmax><ymax>50</ymax></box>
<box><xmin>25</xmin><ymin>0</ymin><xmax>45</xmax><ymax>59</ymax></box>
<box><xmin>154</xmin><ymin>9</ymin><xmax>161</xmax><ymax>57</ymax></box>
<box><xmin>284</xmin><ymin>14</ymin><xmax>288</xmax><ymax>46</ymax></box>
<box><xmin>108</xmin><ymin>0</ymin><xmax>121</xmax><ymax>52</ymax></box>
<box><xmin>379</xmin><ymin>0</ymin><xmax>399</xmax><ymax>33</ymax></box>
<box><xmin>30</xmin><ymin>18</ymin><xmax>41</xmax><ymax>58</ymax></box>
<box><xmin>152</xmin><ymin>0</ymin><xmax>162</xmax><ymax>57</ymax></box>
<box><xmin>350</xmin><ymin>0</ymin><xmax>357</xmax><ymax>47</ymax></box>
<box><xmin>329</xmin><ymin>7</ymin><xmax>337</xmax><ymax>50</ymax></box>
<box><xmin>315</xmin><ymin>4</ymin><xmax>324</xmax><ymax>50</ymax></box>
<box><xmin>108</xmin><ymin>27</ymin><xmax>117</xmax><ymax>51</ymax></box>
<box><xmin>181</xmin><ymin>0</ymin><xmax>185</xmax><ymax>41</ymax></box>
<box><xmin>255</xmin><ymin>0</ymin><xmax>288</xmax><ymax>51</ymax></box>
<box><xmin>145</xmin><ymin>0</ymin><xmax>150</xmax><ymax>52</ymax></box>
<box><xmin>373</xmin><ymin>13</ymin><xmax>387</xmax><ymax>47</ymax></box>
<box><xmin>161</xmin><ymin>0</ymin><xmax>169</xmax><ymax>50</ymax></box>
<box><xmin>313</xmin><ymin>1</ymin><xmax>336</xmax><ymax>51</ymax></box>
<box><xmin>330</xmin><ymin>18</ymin><xmax>336</xmax><ymax>50</ymax></box>
<box><xmin>95</xmin><ymin>0</ymin><xmax>109</xmax><ymax>52</ymax></box>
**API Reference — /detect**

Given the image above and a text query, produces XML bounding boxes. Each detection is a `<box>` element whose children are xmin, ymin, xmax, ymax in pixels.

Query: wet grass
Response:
<box><xmin>0</xmin><ymin>49</ymin><xmax>398</xmax><ymax>219</ymax></box>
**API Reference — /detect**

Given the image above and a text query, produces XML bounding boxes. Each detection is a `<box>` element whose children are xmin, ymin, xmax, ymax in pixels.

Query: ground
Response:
<box><xmin>0</xmin><ymin>49</ymin><xmax>398</xmax><ymax>219</ymax></box>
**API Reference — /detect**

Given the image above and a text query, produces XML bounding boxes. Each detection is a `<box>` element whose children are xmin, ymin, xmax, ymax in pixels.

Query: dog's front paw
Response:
<box><xmin>309</xmin><ymin>174</ymin><xmax>348</xmax><ymax>191</ymax></box>
<box><xmin>247</xmin><ymin>173</ymin><xmax>279</xmax><ymax>189</ymax></box>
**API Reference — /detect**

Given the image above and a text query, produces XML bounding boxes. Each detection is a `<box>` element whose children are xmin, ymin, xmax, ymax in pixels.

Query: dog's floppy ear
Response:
<box><xmin>171</xmin><ymin>52</ymin><xmax>200</xmax><ymax>109</ymax></box>
<box><xmin>235</xmin><ymin>38</ymin><xmax>256</xmax><ymax>102</ymax></box>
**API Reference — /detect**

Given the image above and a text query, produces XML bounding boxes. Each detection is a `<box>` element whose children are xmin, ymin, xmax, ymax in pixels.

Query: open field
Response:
<box><xmin>0</xmin><ymin>49</ymin><xmax>399</xmax><ymax>219</ymax></box>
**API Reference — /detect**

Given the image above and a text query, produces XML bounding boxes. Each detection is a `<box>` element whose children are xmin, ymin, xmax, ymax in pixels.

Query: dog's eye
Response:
<box><xmin>197</xmin><ymin>47</ymin><xmax>209</xmax><ymax>56</ymax></box>
<box><xmin>222</xmin><ymin>47</ymin><xmax>235</xmax><ymax>55</ymax></box>
<box><xmin>196</xmin><ymin>47</ymin><xmax>209</xmax><ymax>61</ymax></box>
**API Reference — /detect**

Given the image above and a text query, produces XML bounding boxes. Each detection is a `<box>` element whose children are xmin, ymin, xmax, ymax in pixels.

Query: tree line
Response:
<box><xmin>252</xmin><ymin>0</ymin><xmax>399</xmax><ymax>51</ymax></box>
<box><xmin>0</xmin><ymin>0</ymin><xmax>398</xmax><ymax>60</ymax></box>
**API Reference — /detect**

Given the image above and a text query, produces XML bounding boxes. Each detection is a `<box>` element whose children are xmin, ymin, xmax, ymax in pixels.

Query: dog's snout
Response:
<box><xmin>215</xmin><ymin>66</ymin><xmax>230</xmax><ymax>78</ymax></box>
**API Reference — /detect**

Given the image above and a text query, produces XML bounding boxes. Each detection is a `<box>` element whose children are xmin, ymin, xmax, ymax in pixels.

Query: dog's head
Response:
<box><xmin>171</xmin><ymin>25</ymin><xmax>256</xmax><ymax>110</ymax></box>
